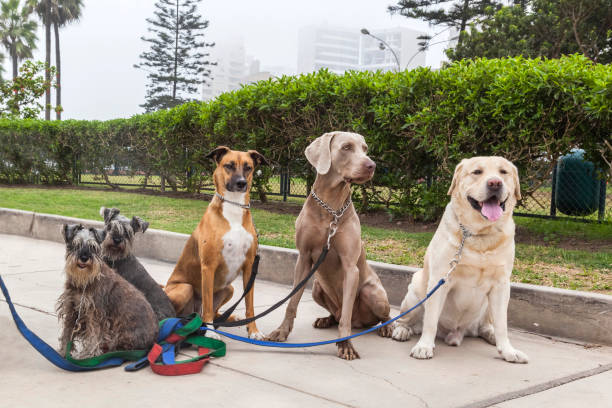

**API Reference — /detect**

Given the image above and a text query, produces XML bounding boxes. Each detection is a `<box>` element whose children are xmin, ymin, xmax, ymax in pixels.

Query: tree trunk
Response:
<box><xmin>45</xmin><ymin>2</ymin><xmax>51</xmax><ymax>121</ymax></box>
<box><xmin>11</xmin><ymin>46</ymin><xmax>17</xmax><ymax>79</ymax></box>
<box><xmin>54</xmin><ymin>21</ymin><xmax>61</xmax><ymax>120</ymax></box>
<box><xmin>457</xmin><ymin>0</ymin><xmax>471</xmax><ymax>48</ymax></box>
<box><xmin>172</xmin><ymin>0</ymin><xmax>179</xmax><ymax>103</ymax></box>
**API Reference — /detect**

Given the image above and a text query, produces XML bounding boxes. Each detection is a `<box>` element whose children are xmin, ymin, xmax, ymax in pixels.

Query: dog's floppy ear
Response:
<box><xmin>206</xmin><ymin>146</ymin><xmax>230</xmax><ymax>164</ymax></box>
<box><xmin>100</xmin><ymin>206</ymin><xmax>120</xmax><ymax>224</ymax></box>
<box><xmin>447</xmin><ymin>159</ymin><xmax>466</xmax><ymax>196</ymax></box>
<box><xmin>248</xmin><ymin>150</ymin><xmax>268</xmax><ymax>167</ymax></box>
<box><xmin>305</xmin><ymin>132</ymin><xmax>335</xmax><ymax>175</ymax></box>
<box><xmin>62</xmin><ymin>224</ymin><xmax>82</xmax><ymax>244</ymax></box>
<box><xmin>91</xmin><ymin>228</ymin><xmax>106</xmax><ymax>244</ymax></box>
<box><xmin>511</xmin><ymin>163</ymin><xmax>522</xmax><ymax>201</ymax></box>
<box><xmin>131</xmin><ymin>216</ymin><xmax>149</xmax><ymax>234</ymax></box>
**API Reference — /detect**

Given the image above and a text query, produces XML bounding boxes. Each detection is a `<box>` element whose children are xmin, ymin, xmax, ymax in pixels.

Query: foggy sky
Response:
<box><xmin>18</xmin><ymin>0</ymin><xmax>447</xmax><ymax>120</ymax></box>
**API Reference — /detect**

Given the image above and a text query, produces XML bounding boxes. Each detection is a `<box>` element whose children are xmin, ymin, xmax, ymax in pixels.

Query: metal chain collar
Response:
<box><xmin>215</xmin><ymin>192</ymin><xmax>251</xmax><ymax>209</ymax></box>
<box><xmin>310</xmin><ymin>189</ymin><xmax>352</xmax><ymax>249</ymax></box>
<box><xmin>445</xmin><ymin>223</ymin><xmax>473</xmax><ymax>281</ymax></box>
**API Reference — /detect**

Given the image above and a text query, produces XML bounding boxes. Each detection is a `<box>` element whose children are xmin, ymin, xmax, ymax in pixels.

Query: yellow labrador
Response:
<box><xmin>392</xmin><ymin>156</ymin><xmax>528</xmax><ymax>363</ymax></box>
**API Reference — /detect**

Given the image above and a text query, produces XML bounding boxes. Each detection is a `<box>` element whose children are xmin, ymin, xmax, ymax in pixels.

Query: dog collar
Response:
<box><xmin>445</xmin><ymin>223</ymin><xmax>473</xmax><ymax>281</ymax></box>
<box><xmin>215</xmin><ymin>192</ymin><xmax>250</xmax><ymax>209</ymax></box>
<box><xmin>310</xmin><ymin>190</ymin><xmax>352</xmax><ymax>220</ymax></box>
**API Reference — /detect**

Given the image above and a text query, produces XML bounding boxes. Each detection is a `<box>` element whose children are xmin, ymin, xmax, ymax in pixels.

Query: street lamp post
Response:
<box><xmin>360</xmin><ymin>28</ymin><xmax>401</xmax><ymax>72</ymax></box>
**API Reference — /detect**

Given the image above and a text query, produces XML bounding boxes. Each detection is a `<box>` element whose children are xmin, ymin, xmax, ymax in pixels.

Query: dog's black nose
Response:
<box><xmin>236</xmin><ymin>179</ymin><xmax>247</xmax><ymax>190</ymax></box>
<box><xmin>487</xmin><ymin>178</ymin><xmax>502</xmax><ymax>190</ymax></box>
<box><xmin>113</xmin><ymin>236</ymin><xmax>122</xmax><ymax>244</ymax></box>
<box><xmin>79</xmin><ymin>255</ymin><xmax>89</xmax><ymax>263</ymax></box>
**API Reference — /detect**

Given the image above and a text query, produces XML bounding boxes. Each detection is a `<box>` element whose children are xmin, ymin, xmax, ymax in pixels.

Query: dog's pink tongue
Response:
<box><xmin>481</xmin><ymin>199</ymin><xmax>502</xmax><ymax>221</ymax></box>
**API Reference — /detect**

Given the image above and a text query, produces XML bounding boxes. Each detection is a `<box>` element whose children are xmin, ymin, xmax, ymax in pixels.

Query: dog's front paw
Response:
<box><xmin>313</xmin><ymin>315</ymin><xmax>337</xmax><ymax>328</ymax></box>
<box><xmin>499</xmin><ymin>347</ymin><xmax>529</xmax><ymax>364</ymax></box>
<box><xmin>392</xmin><ymin>325</ymin><xmax>412</xmax><ymax>342</ymax></box>
<box><xmin>248</xmin><ymin>331</ymin><xmax>265</xmax><ymax>341</ymax></box>
<box><xmin>266</xmin><ymin>328</ymin><xmax>289</xmax><ymax>342</ymax></box>
<box><xmin>410</xmin><ymin>341</ymin><xmax>435</xmax><ymax>359</ymax></box>
<box><xmin>205</xmin><ymin>330</ymin><xmax>222</xmax><ymax>341</ymax></box>
<box><xmin>377</xmin><ymin>321</ymin><xmax>395</xmax><ymax>338</ymax></box>
<box><xmin>337</xmin><ymin>340</ymin><xmax>360</xmax><ymax>360</ymax></box>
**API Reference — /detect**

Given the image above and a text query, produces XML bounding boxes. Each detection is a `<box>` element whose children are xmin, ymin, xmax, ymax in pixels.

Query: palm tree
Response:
<box><xmin>0</xmin><ymin>0</ymin><xmax>38</xmax><ymax>80</ymax></box>
<box><xmin>37</xmin><ymin>0</ymin><xmax>82</xmax><ymax>120</ymax></box>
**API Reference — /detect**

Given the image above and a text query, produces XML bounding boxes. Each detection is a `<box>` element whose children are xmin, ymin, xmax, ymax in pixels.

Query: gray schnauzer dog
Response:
<box><xmin>100</xmin><ymin>207</ymin><xmax>176</xmax><ymax>321</ymax></box>
<box><xmin>57</xmin><ymin>224</ymin><xmax>158</xmax><ymax>358</ymax></box>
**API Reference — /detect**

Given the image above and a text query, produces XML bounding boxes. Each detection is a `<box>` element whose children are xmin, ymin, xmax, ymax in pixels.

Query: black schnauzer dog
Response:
<box><xmin>57</xmin><ymin>224</ymin><xmax>158</xmax><ymax>358</ymax></box>
<box><xmin>100</xmin><ymin>207</ymin><xmax>176</xmax><ymax>321</ymax></box>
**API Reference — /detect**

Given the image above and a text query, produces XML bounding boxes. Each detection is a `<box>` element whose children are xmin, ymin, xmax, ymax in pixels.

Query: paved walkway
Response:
<box><xmin>1</xmin><ymin>233</ymin><xmax>611</xmax><ymax>408</ymax></box>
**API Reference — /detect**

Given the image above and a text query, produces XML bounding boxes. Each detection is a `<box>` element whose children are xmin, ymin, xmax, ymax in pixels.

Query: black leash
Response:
<box><xmin>211</xmin><ymin>189</ymin><xmax>343</xmax><ymax>328</ymax></box>
<box><xmin>213</xmin><ymin>254</ymin><xmax>260</xmax><ymax>326</ymax></box>
<box><xmin>211</xmin><ymin>246</ymin><xmax>329</xmax><ymax>327</ymax></box>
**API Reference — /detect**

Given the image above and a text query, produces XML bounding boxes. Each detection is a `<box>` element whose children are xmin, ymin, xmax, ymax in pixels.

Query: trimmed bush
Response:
<box><xmin>0</xmin><ymin>55</ymin><xmax>609</xmax><ymax>220</ymax></box>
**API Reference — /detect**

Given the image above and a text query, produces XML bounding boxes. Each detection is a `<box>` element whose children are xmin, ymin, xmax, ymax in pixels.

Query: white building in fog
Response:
<box><xmin>298</xmin><ymin>25</ymin><xmax>427</xmax><ymax>74</ymax></box>
<box><xmin>298</xmin><ymin>26</ymin><xmax>361</xmax><ymax>73</ymax></box>
<box><xmin>202</xmin><ymin>37</ymin><xmax>293</xmax><ymax>100</ymax></box>
<box><xmin>202</xmin><ymin>37</ymin><xmax>248</xmax><ymax>100</ymax></box>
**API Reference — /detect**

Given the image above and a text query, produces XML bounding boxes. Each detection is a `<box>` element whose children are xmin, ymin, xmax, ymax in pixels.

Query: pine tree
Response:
<box><xmin>388</xmin><ymin>0</ymin><xmax>502</xmax><ymax>47</ymax></box>
<box><xmin>135</xmin><ymin>0</ymin><xmax>214</xmax><ymax>112</ymax></box>
<box><xmin>447</xmin><ymin>0</ymin><xmax>612</xmax><ymax>64</ymax></box>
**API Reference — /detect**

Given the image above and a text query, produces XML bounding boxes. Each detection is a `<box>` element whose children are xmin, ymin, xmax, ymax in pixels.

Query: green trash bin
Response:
<box><xmin>554</xmin><ymin>150</ymin><xmax>601</xmax><ymax>217</ymax></box>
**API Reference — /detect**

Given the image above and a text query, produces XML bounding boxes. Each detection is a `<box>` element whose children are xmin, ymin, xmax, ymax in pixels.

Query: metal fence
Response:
<box><xmin>79</xmin><ymin>162</ymin><xmax>611</xmax><ymax>223</ymax></box>
<box><xmin>514</xmin><ymin>164</ymin><xmax>610</xmax><ymax>223</ymax></box>
<box><xmin>79</xmin><ymin>167</ymin><xmax>310</xmax><ymax>201</ymax></box>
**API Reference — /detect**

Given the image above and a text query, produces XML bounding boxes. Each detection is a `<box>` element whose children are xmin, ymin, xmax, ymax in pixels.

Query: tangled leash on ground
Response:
<box><xmin>0</xmin><ymin>274</ymin><xmax>224</xmax><ymax>375</ymax></box>
<box><xmin>0</xmin><ymin>222</ymin><xmax>470</xmax><ymax>375</ymax></box>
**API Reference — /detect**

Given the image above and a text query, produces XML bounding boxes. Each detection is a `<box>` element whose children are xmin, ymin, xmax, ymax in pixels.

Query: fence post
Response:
<box><xmin>280</xmin><ymin>168</ymin><xmax>289</xmax><ymax>202</ymax></box>
<box><xmin>550</xmin><ymin>163</ymin><xmax>557</xmax><ymax>217</ymax></box>
<box><xmin>598</xmin><ymin>178</ymin><xmax>607</xmax><ymax>223</ymax></box>
<box><xmin>285</xmin><ymin>169</ymin><xmax>291</xmax><ymax>201</ymax></box>
<box><xmin>72</xmin><ymin>154</ymin><xmax>79</xmax><ymax>185</ymax></box>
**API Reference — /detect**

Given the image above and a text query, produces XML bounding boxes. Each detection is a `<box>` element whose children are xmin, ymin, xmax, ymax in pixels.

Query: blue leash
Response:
<box><xmin>199</xmin><ymin>278</ymin><xmax>447</xmax><ymax>348</ymax></box>
<box><xmin>2</xmin><ymin>269</ymin><xmax>446</xmax><ymax>368</ymax></box>
<box><xmin>0</xmin><ymin>274</ymin><xmax>127</xmax><ymax>371</ymax></box>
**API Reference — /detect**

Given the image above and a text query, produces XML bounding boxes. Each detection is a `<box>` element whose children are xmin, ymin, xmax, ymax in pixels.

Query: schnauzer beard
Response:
<box><xmin>101</xmin><ymin>221</ymin><xmax>134</xmax><ymax>261</ymax></box>
<box><xmin>101</xmin><ymin>238</ymin><xmax>132</xmax><ymax>261</ymax></box>
<box><xmin>64</xmin><ymin>253</ymin><xmax>102</xmax><ymax>288</ymax></box>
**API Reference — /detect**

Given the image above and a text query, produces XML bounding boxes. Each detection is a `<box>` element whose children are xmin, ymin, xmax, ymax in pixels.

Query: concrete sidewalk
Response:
<box><xmin>1</xmin><ymin>233</ymin><xmax>611</xmax><ymax>408</ymax></box>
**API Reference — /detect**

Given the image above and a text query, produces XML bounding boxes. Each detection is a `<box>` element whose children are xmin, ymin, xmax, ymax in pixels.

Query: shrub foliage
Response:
<box><xmin>1</xmin><ymin>55</ymin><xmax>609</xmax><ymax>220</ymax></box>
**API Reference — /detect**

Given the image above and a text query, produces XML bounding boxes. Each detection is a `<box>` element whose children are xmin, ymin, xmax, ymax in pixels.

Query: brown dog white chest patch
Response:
<box><xmin>221</xmin><ymin>192</ymin><xmax>253</xmax><ymax>285</ymax></box>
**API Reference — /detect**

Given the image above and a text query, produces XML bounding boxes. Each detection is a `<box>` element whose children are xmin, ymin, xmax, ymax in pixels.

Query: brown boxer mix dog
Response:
<box><xmin>267</xmin><ymin>131</ymin><xmax>393</xmax><ymax>360</ymax></box>
<box><xmin>164</xmin><ymin>146</ymin><xmax>268</xmax><ymax>340</ymax></box>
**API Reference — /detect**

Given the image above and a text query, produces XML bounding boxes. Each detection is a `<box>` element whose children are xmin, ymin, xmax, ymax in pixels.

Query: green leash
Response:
<box><xmin>64</xmin><ymin>342</ymin><xmax>148</xmax><ymax>367</ymax></box>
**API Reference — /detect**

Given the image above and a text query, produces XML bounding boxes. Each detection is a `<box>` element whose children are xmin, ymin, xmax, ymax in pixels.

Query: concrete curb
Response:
<box><xmin>1</xmin><ymin>207</ymin><xmax>610</xmax><ymax>346</ymax></box>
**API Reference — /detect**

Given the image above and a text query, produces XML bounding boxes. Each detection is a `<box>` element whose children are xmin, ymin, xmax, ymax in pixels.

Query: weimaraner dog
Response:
<box><xmin>267</xmin><ymin>131</ymin><xmax>393</xmax><ymax>360</ymax></box>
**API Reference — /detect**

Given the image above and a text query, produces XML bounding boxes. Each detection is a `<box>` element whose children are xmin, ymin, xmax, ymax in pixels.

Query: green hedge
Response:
<box><xmin>1</xmin><ymin>55</ymin><xmax>610</xmax><ymax>220</ymax></box>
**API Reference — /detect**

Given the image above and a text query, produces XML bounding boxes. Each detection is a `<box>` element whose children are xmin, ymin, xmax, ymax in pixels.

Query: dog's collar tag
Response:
<box><xmin>215</xmin><ymin>192</ymin><xmax>250</xmax><ymax>209</ymax></box>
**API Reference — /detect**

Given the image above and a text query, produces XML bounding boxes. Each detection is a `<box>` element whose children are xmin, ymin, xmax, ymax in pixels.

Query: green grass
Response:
<box><xmin>515</xmin><ymin>217</ymin><xmax>612</xmax><ymax>242</ymax></box>
<box><xmin>0</xmin><ymin>186</ymin><xmax>610</xmax><ymax>294</ymax></box>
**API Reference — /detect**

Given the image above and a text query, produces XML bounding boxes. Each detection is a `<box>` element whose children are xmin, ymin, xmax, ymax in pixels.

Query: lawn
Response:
<box><xmin>0</xmin><ymin>186</ymin><xmax>610</xmax><ymax>294</ymax></box>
